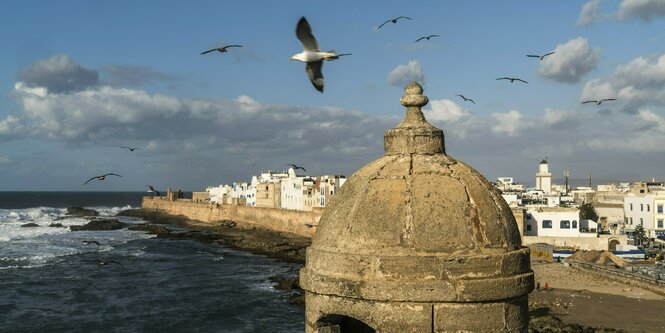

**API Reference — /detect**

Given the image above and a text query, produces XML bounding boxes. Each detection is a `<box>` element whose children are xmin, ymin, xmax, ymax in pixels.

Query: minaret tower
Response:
<box><xmin>536</xmin><ymin>158</ymin><xmax>552</xmax><ymax>193</ymax></box>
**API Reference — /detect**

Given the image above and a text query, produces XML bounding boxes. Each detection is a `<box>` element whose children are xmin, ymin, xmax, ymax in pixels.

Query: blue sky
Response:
<box><xmin>2</xmin><ymin>0</ymin><xmax>665</xmax><ymax>191</ymax></box>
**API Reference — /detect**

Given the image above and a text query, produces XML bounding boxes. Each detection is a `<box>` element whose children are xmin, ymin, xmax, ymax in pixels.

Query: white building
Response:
<box><xmin>231</xmin><ymin>181</ymin><xmax>254</xmax><ymax>206</ymax></box>
<box><xmin>624</xmin><ymin>192</ymin><xmax>665</xmax><ymax>238</ymax></box>
<box><xmin>280</xmin><ymin>167</ymin><xmax>317</xmax><ymax>211</ymax></box>
<box><xmin>524</xmin><ymin>208</ymin><xmax>597</xmax><ymax>237</ymax></box>
<box><xmin>317</xmin><ymin>175</ymin><xmax>347</xmax><ymax>208</ymax></box>
<box><xmin>496</xmin><ymin>177</ymin><xmax>525</xmax><ymax>193</ymax></box>
<box><xmin>206</xmin><ymin>184</ymin><xmax>232</xmax><ymax>204</ymax></box>
<box><xmin>655</xmin><ymin>193</ymin><xmax>665</xmax><ymax>238</ymax></box>
<box><xmin>501</xmin><ymin>194</ymin><xmax>520</xmax><ymax>207</ymax></box>
<box><xmin>535</xmin><ymin>159</ymin><xmax>552</xmax><ymax>194</ymax></box>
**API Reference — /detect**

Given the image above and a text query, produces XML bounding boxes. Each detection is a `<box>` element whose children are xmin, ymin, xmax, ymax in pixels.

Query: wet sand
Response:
<box><xmin>530</xmin><ymin>259</ymin><xmax>665</xmax><ymax>333</ymax></box>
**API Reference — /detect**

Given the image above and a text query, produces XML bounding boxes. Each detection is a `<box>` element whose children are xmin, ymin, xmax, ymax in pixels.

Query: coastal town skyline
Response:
<box><xmin>2</xmin><ymin>1</ymin><xmax>665</xmax><ymax>191</ymax></box>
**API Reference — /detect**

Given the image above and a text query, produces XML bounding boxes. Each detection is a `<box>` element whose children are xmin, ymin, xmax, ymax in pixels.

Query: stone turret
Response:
<box><xmin>300</xmin><ymin>83</ymin><xmax>533</xmax><ymax>333</ymax></box>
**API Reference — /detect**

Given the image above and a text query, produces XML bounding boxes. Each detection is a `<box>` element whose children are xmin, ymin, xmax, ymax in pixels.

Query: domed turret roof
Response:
<box><xmin>312</xmin><ymin>82</ymin><xmax>521</xmax><ymax>255</ymax></box>
<box><xmin>301</xmin><ymin>83</ymin><xmax>531</xmax><ymax>304</ymax></box>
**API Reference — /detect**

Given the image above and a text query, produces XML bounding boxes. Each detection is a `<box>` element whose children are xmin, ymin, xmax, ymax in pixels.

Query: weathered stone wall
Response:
<box><xmin>141</xmin><ymin>197</ymin><xmax>320</xmax><ymax>237</ymax></box>
<box><xmin>568</xmin><ymin>260</ymin><xmax>665</xmax><ymax>296</ymax></box>
<box><xmin>522</xmin><ymin>235</ymin><xmax>627</xmax><ymax>251</ymax></box>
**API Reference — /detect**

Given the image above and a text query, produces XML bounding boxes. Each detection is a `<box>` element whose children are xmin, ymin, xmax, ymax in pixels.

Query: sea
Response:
<box><xmin>0</xmin><ymin>192</ymin><xmax>304</xmax><ymax>333</ymax></box>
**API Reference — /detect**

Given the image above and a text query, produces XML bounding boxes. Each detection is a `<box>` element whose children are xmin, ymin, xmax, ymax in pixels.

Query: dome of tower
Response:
<box><xmin>300</xmin><ymin>83</ymin><xmax>533</xmax><ymax>333</ymax></box>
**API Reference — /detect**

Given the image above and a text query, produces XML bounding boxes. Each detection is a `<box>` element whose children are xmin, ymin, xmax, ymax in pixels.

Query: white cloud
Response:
<box><xmin>423</xmin><ymin>99</ymin><xmax>470</xmax><ymax>123</ymax></box>
<box><xmin>543</xmin><ymin>108</ymin><xmax>586</xmax><ymax>130</ymax></box>
<box><xmin>618</xmin><ymin>0</ymin><xmax>665</xmax><ymax>21</ymax></box>
<box><xmin>539</xmin><ymin>37</ymin><xmax>601</xmax><ymax>83</ymax></box>
<box><xmin>581</xmin><ymin>53</ymin><xmax>665</xmax><ymax>113</ymax></box>
<box><xmin>491</xmin><ymin>110</ymin><xmax>528</xmax><ymax>137</ymax></box>
<box><xmin>10</xmin><ymin>77</ymin><xmax>394</xmax><ymax>161</ymax></box>
<box><xmin>577</xmin><ymin>0</ymin><xmax>602</xmax><ymax>25</ymax></box>
<box><xmin>386</xmin><ymin>60</ymin><xmax>424</xmax><ymax>87</ymax></box>
<box><xmin>638</xmin><ymin>109</ymin><xmax>665</xmax><ymax>132</ymax></box>
<box><xmin>7</xmin><ymin>54</ymin><xmax>665</xmax><ymax>189</ymax></box>
<box><xmin>18</xmin><ymin>54</ymin><xmax>98</xmax><ymax>93</ymax></box>
<box><xmin>0</xmin><ymin>115</ymin><xmax>23</xmax><ymax>135</ymax></box>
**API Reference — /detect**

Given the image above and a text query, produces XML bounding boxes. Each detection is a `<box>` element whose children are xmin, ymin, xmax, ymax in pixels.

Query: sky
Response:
<box><xmin>1</xmin><ymin>0</ymin><xmax>665</xmax><ymax>191</ymax></box>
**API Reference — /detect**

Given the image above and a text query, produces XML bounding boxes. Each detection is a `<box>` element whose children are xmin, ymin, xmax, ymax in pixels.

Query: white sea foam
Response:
<box><xmin>0</xmin><ymin>205</ymin><xmax>152</xmax><ymax>269</ymax></box>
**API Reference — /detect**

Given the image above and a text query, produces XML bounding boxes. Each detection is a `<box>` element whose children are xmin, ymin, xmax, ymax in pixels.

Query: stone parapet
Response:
<box><xmin>141</xmin><ymin>196</ymin><xmax>321</xmax><ymax>238</ymax></box>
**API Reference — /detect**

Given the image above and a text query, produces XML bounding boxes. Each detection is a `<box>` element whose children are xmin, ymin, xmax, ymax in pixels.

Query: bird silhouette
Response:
<box><xmin>287</xmin><ymin>164</ymin><xmax>306</xmax><ymax>172</ymax></box>
<box><xmin>146</xmin><ymin>185</ymin><xmax>161</xmax><ymax>196</ymax></box>
<box><xmin>83</xmin><ymin>173</ymin><xmax>122</xmax><ymax>185</ymax></box>
<box><xmin>200</xmin><ymin>45</ymin><xmax>242</xmax><ymax>55</ymax></box>
<box><xmin>414</xmin><ymin>34</ymin><xmax>439</xmax><ymax>43</ymax></box>
<box><xmin>455</xmin><ymin>94</ymin><xmax>476</xmax><ymax>104</ymax></box>
<box><xmin>82</xmin><ymin>240</ymin><xmax>101</xmax><ymax>246</ymax></box>
<box><xmin>377</xmin><ymin>16</ymin><xmax>412</xmax><ymax>30</ymax></box>
<box><xmin>121</xmin><ymin>146</ymin><xmax>140</xmax><ymax>152</ymax></box>
<box><xmin>496</xmin><ymin>77</ymin><xmax>528</xmax><ymax>84</ymax></box>
<box><xmin>526</xmin><ymin>52</ymin><xmax>555</xmax><ymax>61</ymax></box>
<box><xmin>582</xmin><ymin>98</ymin><xmax>617</xmax><ymax>105</ymax></box>
<box><xmin>290</xmin><ymin>17</ymin><xmax>341</xmax><ymax>93</ymax></box>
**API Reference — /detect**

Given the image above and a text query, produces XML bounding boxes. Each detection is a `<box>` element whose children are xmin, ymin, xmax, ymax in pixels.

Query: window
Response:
<box><xmin>659</xmin><ymin>205</ymin><xmax>664</xmax><ymax>214</ymax></box>
<box><xmin>647</xmin><ymin>204</ymin><xmax>650</xmax><ymax>212</ymax></box>
<box><xmin>630</xmin><ymin>217</ymin><xmax>633</xmax><ymax>225</ymax></box>
<box><xmin>630</xmin><ymin>203</ymin><xmax>633</xmax><ymax>211</ymax></box>
<box><xmin>641</xmin><ymin>204</ymin><xmax>644</xmax><ymax>211</ymax></box>
<box><xmin>526</xmin><ymin>214</ymin><xmax>532</xmax><ymax>220</ymax></box>
<box><xmin>560</xmin><ymin>220</ymin><xmax>571</xmax><ymax>229</ymax></box>
<box><xmin>542</xmin><ymin>220</ymin><xmax>553</xmax><ymax>229</ymax></box>
<box><xmin>572</xmin><ymin>220</ymin><xmax>578</xmax><ymax>229</ymax></box>
<box><xmin>640</xmin><ymin>218</ymin><xmax>644</xmax><ymax>225</ymax></box>
<box><xmin>526</xmin><ymin>224</ymin><xmax>532</xmax><ymax>231</ymax></box>
<box><xmin>658</xmin><ymin>219</ymin><xmax>664</xmax><ymax>229</ymax></box>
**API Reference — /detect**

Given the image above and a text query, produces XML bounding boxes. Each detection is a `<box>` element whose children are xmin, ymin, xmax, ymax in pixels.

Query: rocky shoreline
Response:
<box><xmin>116</xmin><ymin>209</ymin><xmax>311</xmax><ymax>263</ymax></box>
<box><xmin>115</xmin><ymin>208</ymin><xmax>635</xmax><ymax>332</ymax></box>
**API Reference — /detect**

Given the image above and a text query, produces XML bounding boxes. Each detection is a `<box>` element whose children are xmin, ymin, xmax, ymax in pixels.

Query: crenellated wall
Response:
<box><xmin>141</xmin><ymin>197</ymin><xmax>321</xmax><ymax>237</ymax></box>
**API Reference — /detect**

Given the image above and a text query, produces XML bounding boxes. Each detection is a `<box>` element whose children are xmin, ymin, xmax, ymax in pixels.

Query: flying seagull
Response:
<box><xmin>200</xmin><ymin>45</ymin><xmax>242</xmax><ymax>55</ymax></box>
<box><xmin>455</xmin><ymin>94</ymin><xmax>476</xmax><ymax>104</ymax></box>
<box><xmin>287</xmin><ymin>164</ymin><xmax>306</xmax><ymax>172</ymax></box>
<box><xmin>97</xmin><ymin>260</ymin><xmax>122</xmax><ymax>266</ymax></box>
<box><xmin>290</xmin><ymin>17</ymin><xmax>340</xmax><ymax>93</ymax></box>
<box><xmin>82</xmin><ymin>240</ymin><xmax>101</xmax><ymax>246</ymax></box>
<box><xmin>582</xmin><ymin>98</ymin><xmax>617</xmax><ymax>105</ymax></box>
<box><xmin>496</xmin><ymin>77</ymin><xmax>528</xmax><ymax>84</ymax></box>
<box><xmin>526</xmin><ymin>52</ymin><xmax>555</xmax><ymax>61</ymax></box>
<box><xmin>377</xmin><ymin>16</ymin><xmax>412</xmax><ymax>30</ymax></box>
<box><xmin>121</xmin><ymin>146</ymin><xmax>140</xmax><ymax>152</ymax></box>
<box><xmin>83</xmin><ymin>173</ymin><xmax>122</xmax><ymax>185</ymax></box>
<box><xmin>414</xmin><ymin>34</ymin><xmax>440</xmax><ymax>43</ymax></box>
<box><xmin>146</xmin><ymin>185</ymin><xmax>161</xmax><ymax>196</ymax></box>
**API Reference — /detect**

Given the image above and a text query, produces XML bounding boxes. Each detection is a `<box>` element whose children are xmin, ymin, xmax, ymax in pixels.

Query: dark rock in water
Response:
<box><xmin>70</xmin><ymin>219</ymin><xmax>127</xmax><ymax>231</ymax></box>
<box><xmin>21</xmin><ymin>223</ymin><xmax>40</xmax><ymax>228</ymax></box>
<box><xmin>49</xmin><ymin>223</ymin><xmax>65</xmax><ymax>228</ymax></box>
<box><xmin>66</xmin><ymin>207</ymin><xmax>99</xmax><ymax>217</ymax></box>
<box><xmin>288</xmin><ymin>294</ymin><xmax>305</xmax><ymax>305</ymax></box>
<box><xmin>128</xmin><ymin>224</ymin><xmax>171</xmax><ymax>236</ymax></box>
<box><xmin>270</xmin><ymin>275</ymin><xmax>301</xmax><ymax>290</ymax></box>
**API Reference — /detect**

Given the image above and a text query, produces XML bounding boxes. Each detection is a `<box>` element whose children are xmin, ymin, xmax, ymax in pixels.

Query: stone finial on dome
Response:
<box><xmin>400</xmin><ymin>82</ymin><xmax>428</xmax><ymax>108</ymax></box>
<box><xmin>384</xmin><ymin>82</ymin><xmax>445</xmax><ymax>155</ymax></box>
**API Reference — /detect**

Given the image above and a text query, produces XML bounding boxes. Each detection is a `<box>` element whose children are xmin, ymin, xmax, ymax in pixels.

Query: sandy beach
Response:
<box><xmin>530</xmin><ymin>259</ymin><xmax>665</xmax><ymax>333</ymax></box>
